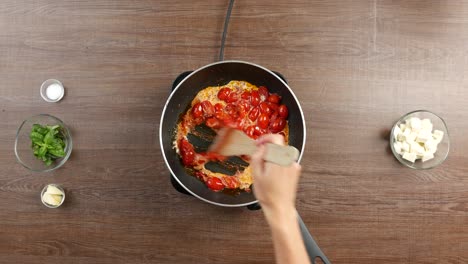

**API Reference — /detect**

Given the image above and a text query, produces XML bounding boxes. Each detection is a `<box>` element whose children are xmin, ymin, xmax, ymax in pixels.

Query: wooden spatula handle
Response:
<box><xmin>264</xmin><ymin>143</ymin><xmax>300</xmax><ymax>166</ymax></box>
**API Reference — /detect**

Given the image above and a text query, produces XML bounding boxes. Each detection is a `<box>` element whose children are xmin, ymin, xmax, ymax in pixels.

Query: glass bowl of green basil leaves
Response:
<box><xmin>15</xmin><ymin>114</ymin><xmax>72</xmax><ymax>172</ymax></box>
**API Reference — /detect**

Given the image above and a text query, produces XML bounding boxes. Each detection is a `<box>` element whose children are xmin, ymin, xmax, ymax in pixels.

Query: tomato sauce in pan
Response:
<box><xmin>174</xmin><ymin>81</ymin><xmax>289</xmax><ymax>193</ymax></box>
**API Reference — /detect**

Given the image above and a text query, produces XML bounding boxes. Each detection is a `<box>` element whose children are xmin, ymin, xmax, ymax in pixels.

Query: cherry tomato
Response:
<box><xmin>236</xmin><ymin>118</ymin><xmax>245</xmax><ymax>129</ymax></box>
<box><xmin>241</xmin><ymin>91</ymin><xmax>251</xmax><ymax>100</ymax></box>
<box><xmin>179</xmin><ymin>139</ymin><xmax>195</xmax><ymax>166</ymax></box>
<box><xmin>268</xmin><ymin>94</ymin><xmax>281</xmax><ymax>104</ymax></box>
<box><xmin>225</xmin><ymin>103</ymin><xmax>237</xmax><ymax>118</ymax></box>
<box><xmin>248</xmin><ymin>107</ymin><xmax>260</xmax><ymax>121</ymax></box>
<box><xmin>217</xmin><ymin>88</ymin><xmax>231</xmax><ymax>101</ymax></box>
<box><xmin>226</xmin><ymin>92</ymin><xmax>239</xmax><ymax>103</ymax></box>
<box><xmin>214</xmin><ymin>103</ymin><xmax>223</xmax><ymax>112</ymax></box>
<box><xmin>257</xmin><ymin>113</ymin><xmax>270</xmax><ymax>129</ymax></box>
<box><xmin>253</xmin><ymin>125</ymin><xmax>265</xmax><ymax>136</ymax></box>
<box><xmin>201</xmin><ymin>101</ymin><xmax>214</xmax><ymax>117</ymax></box>
<box><xmin>223</xmin><ymin>177</ymin><xmax>240</xmax><ymax>189</ymax></box>
<box><xmin>223</xmin><ymin>117</ymin><xmax>237</xmax><ymax>128</ymax></box>
<box><xmin>259</xmin><ymin>102</ymin><xmax>272</xmax><ymax>116</ymax></box>
<box><xmin>270</xmin><ymin>111</ymin><xmax>278</xmax><ymax>123</ymax></box>
<box><xmin>278</xmin><ymin>104</ymin><xmax>289</xmax><ymax>118</ymax></box>
<box><xmin>195</xmin><ymin>171</ymin><xmax>207</xmax><ymax>181</ymax></box>
<box><xmin>206</xmin><ymin>117</ymin><xmax>220</xmax><ymax>128</ymax></box>
<box><xmin>237</xmin><ymin>101</ymin><xmax>249</xmax><ymax>118</ymax></box>
<box><xmin>258</xmin><ymin>86</ymin><xmax>269</xmax><ymax>101</ymax></box>
<box><xmin>250</xmin><ymin>91</ymin><xmax>260</xmax><ymax>106</ymax></box>
<box><xmin>244</xmin><ymin>125</ymin><xmax>256</xmax><ymax>138</ymax></box>
<box><xmin>267</xmin><ymin>102</ymin><xmax>278</xmax><ymax>112</ymax></box>
<box><xmin>214</xmin><ymin>103</ymin><xmax>224</xmax><ymax>120</ymax></box>
<box><xmin>270</xmin><ymin>118</ymin><xmax>286</xmax><ymax>133</ymax></box>
<box><xmin>191</xmin><ymin>102</ymin><xmax>203</xmax><ymax>118</ymax></box>
<box><xmin>206</xmin><ymin>177</ymin><xmax>224</xmax><ymax>191</ymax></box>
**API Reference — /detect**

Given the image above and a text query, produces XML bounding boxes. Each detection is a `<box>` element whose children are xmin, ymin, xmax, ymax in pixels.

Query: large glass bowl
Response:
<box><xmin>14</xmin><ymin>114</ymin><xmax>72</xmax><ymax>172</ymax></box>
<box><xmin>390</xmin><ymin>110</ymin><xmax>449</xmax><ymax>170</ymax></box>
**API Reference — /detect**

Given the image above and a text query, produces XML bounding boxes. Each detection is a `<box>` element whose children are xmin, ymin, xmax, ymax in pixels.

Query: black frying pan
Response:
<box><xmin>159</xmin><ymin>60</ymin><xmax>330</xmax><ymax>263</ymax></box>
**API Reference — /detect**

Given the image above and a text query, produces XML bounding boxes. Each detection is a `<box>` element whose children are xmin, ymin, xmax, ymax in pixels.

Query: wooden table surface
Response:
<box><xmin>1</xmin><ymin>1</ymin><xmax>468</xmax><ymax>263</ymax></box>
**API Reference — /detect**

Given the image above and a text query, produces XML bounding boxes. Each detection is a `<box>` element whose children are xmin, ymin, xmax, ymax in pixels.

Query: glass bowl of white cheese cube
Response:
<box><xmin>390</xmin><ymin>110</ymin><xmax>449</xmax><ymax>169</ymax></box>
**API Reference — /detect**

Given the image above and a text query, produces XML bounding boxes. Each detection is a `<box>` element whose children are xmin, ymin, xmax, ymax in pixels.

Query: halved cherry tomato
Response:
<box><xmin>278</xmin><ymin>104</ymin><xmax>288</xmax><ymax>118</ymax></box>
<box><xmin>195</xmin><ymin>171</ymin><xmax>207</xmax><ymax>181</ymax></box>
<box><xmin>179</xmin><ymin>138</ymin><xmax>195</xmax><ymax>166</ymax></box>
<box><xmin>223</xmin><ymin>177</ymin><xmax>240</xmax><ymax>189</ymax></box>
<box><xmin>241</xmin><ymin>91</ymin><xmax>251</xmax><ymax>100</ymax></box>
<box><xmin>218</xmin><ymin>88</ymin><xmax>231</xmax><ymax>101</ymax></box>
<box><xmin>206</xmin><ymin>117</ymin><xmax>220</xmax><ymax>128</ymax></box>
<box><xmin>257</xmin><ymin>113</ymin><xmax>270</xmax><ymax>129</ymax></box>
<box><xmin>214</xmin><ymin>103</ymin><xmax>224</xmax><ymax>120</ymax></box>
<box><xmin>206</xmin><ymin>177</ymin><xmax>224</xmax><ymax>191</ymax></box>
<box><xmin>226</xmin><ymin>92</ymin><xmax>239</xmax><ymax>103</ymax></box>
<box><xmin>259</xmin><ymin>102</ymin><xmax>272</xmax><ymax>116</ymax></box>
<box><xmin>223</xmin><ymin>117</ymin><xmax>237</xmax><ymax>128</ymax></box>
<box><xmin>191</xmin><ymin>103</ymin><xmax>203</xmax><ymax>118</ymax></box>
<box><xmin>268</xmin><ymin>94</ymin><xmax>281</xmax><ymax>104</ymax></box>
<box><xmin>248</xmin><ymin>107</ymin><xmax>260</xmax><ymax>121</ymax></box>
<box><xmin>251</xmin><ymin>90</ymin><xmax>260</xmax><ymax>106</ymax></box>
<box><xmin>201</xmin><ymin>101</ymin><xmax>214</xmax><ymax>117</ymax></box>
<box><xmin>258</xmin><ymin>86</ymin><xmax>269</xmax><ymax>101</ymax></box>
<box><xmin>270</xmin><ymin>118</ymin><xmax>286</xmax><ymax>133</ymax></box>
<box><xmin>244</xmin><ymin>125</ymin><xmax>256</xmax><ymax>138</ymax></box>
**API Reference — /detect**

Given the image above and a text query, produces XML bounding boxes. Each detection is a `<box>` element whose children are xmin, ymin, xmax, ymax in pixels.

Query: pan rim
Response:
<box><xmin>159</xmin><ymin>60</ymin><xmax>307</xmax><ymax>207</ymax></box>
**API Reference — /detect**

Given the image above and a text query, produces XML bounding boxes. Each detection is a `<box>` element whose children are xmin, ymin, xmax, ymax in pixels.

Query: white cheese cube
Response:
<box><xmin>393</xmin><ymin>126</ymin><xmax>402</xmax><ymax>141</ymax></box>
<box><xmin>422</xmin><ymin>152</ymin><xmax>434</xmax><ymax>162</ymax></box>
<box><xmin>402</xmin><ymin>152</ymin><xmax>417</xmax><ymax>163</ymax></box>
<box><xmin>398</xmin><ymin>128</ymin><xmax>410</xmax><ymax>142</ymax></box>
<box><xmin>397</xmin><ymin>132</ymin><xmax>405</xmax><ymax>142</ymax></box>
<box><xmin>424</xmin><ymin>140</ymin><xmax>438</xmax><ymax>154</ymax></box>
<box><xmin>402</xmin><ymin>142</ymin><xmax>410</xmax><ymax>153</ymax></box>
<box><xmin>399</xmin><ymin>123</ymin><xmax>407</xmax><ymax>131</ymax></box>
<box><xmin>421</xmin><ymin>119</ymin><xmax>433</xmax><ymax>131</ymax></box>
<box><xmin>405</xmin><ymin>132</ymin><xmax>417</xmax><ymax>144</ymax></box>
<box><xmin>393</xmin><ymin>141</ymin><xmax>403</xmax><ymax>155</ymax></box>
<box><xmin>416</xmin><ymin>131</ymin><xmax>432</xmax><ymax>143</ymax></box>
<box><xmin>405</xmin><ymin>118</ymin><xmax>411</xmax><ymax>126</ymax></box>
<box><xmin>433</xmin><ymin>130</ymin><xmax>444</xmax><ymax>143</ymax></box>
<box><xmin>409</xmin><ymin>117</ymin><xmax>422</xmax><ymax>132</ymax></box>
<box><xmin>410</xmin><ymin>142</ymin><xmax>425</xmax><ymax>157</ymax></box>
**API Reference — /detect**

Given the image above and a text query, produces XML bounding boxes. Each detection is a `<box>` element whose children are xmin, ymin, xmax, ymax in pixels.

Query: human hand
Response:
<box><xmin>251</xmin><ymin>134</ymin><xmax>302</xmax><ymax>219</ymax></box>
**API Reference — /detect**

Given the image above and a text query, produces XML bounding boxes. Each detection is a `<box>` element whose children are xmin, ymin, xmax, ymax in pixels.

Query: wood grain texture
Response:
<box><xmin>1</xmin><ymin>0</ymin><xmax>467</xmax><ymax>263</ymax></box>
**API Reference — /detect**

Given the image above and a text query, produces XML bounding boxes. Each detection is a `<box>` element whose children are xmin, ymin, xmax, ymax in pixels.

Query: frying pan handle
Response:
<box><xmin>297</xmin><ymin>213</ymin><xmax>331</xmax><ymax>264</ymax></box>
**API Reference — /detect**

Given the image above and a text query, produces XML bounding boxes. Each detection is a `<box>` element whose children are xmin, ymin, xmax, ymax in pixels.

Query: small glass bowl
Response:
<box><xmin>390</xmin><ymin>110</ymin><xmax>449</xmax><ymax>170</ymax></box>
<box><xmin>41</xmin><ymin>184</ymin><xmax>65</xmax><ymax>208</ymax></box>
<box><xmin>14</xmin><ymin>114</ymin><xmax>73</xmax><ymax>172</ymax></box>
<box><xmin>40</xmin><ymin>79</ymin><xmax>65</xmax><ymax>103</ymax></box>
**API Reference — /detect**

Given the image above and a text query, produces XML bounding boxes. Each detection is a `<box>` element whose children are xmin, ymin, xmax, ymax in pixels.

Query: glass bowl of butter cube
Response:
<box><xmin>41</xmin><ymin>184</ymin><xmax>65</xmax><ymax>208</ymax></box>
<box><xmin>390</xmin><ymin>110</ymin><xmax>449</xmax><ymax>169</ymax></box>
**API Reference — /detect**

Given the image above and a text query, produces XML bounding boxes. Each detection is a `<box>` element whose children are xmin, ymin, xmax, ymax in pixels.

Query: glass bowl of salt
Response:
<box><xmin>40</xmin><ymin>79</ymin><xmax>65</xmax><ymax>102</ymax></box>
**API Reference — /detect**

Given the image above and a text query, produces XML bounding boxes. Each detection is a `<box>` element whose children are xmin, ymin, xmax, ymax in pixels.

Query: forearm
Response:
<box><xmin>264</xmin><ymin>208</ymin><xmax>311</xmax><ymax>264</ymax></box>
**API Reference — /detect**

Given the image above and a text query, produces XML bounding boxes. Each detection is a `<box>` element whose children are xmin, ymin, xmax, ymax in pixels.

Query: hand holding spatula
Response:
<box><xmin>209</xmin><ymin>127</ymin><xmax>300</xmax><ymax>166</ymax></box>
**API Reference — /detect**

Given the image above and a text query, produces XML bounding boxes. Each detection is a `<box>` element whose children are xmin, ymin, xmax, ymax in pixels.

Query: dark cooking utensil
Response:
<box><xmin>160</xmin><ymin>61</ymin><xmax>330</xmax><ymax>263</ymax></box>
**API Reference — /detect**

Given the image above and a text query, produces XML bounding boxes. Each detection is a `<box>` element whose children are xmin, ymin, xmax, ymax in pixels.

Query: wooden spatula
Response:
<box><xmin>209</xmin><ymin>127</ymin><xmax>300</xmax><ymax>166</ymax></box>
